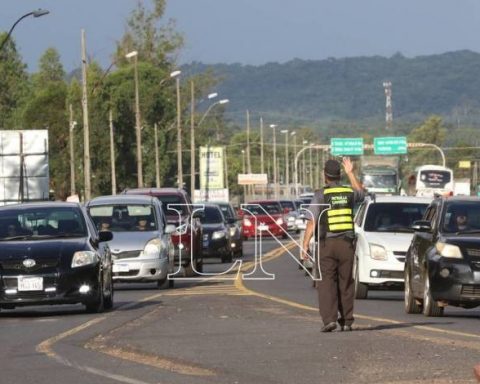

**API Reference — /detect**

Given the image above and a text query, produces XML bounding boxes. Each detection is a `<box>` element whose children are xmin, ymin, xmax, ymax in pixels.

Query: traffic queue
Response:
<box><xmin>0</xmin><ymin>183</ymin><xmax>479</xmax><ymax>320</ymax></box>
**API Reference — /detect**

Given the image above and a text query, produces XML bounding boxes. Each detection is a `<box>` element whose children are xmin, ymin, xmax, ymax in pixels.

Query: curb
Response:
<box><xmin>474</xmin><ymin>363</ymin><xmax>480</xmax><ymax>382</ymax></box>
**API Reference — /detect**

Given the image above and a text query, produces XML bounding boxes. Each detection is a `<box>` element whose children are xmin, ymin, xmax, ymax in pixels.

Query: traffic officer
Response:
<box><xmin>302</xmin><ymin>157</ymin><xmax>364</xmax><ymax>332</ymax></box>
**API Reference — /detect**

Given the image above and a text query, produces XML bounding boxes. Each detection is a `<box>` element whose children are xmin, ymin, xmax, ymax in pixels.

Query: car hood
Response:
<box><xmin>0</xmin><ymin>238</ymin><xmax>89</xmax><ymax>267</ymax></box>
<box><xmin>202</xmin><ymin>224</ymin><xmax>226</xmax><ymax>233</ymax></box>
<box><xmin>245</xmin><ymin>214</ymin><xmax>283</xmax><ymax>223</ymax></box>
<box><xmin>363</xmin><ymin>232</ymin><xmax>414</xmax><ymax>252</ymax></box>
<box><xmin>107</xmin><ymin>231</ymin><xmax>159</xmax><ymax>252</ymax></box>
<box><xmin>440</xmin><ymin>235</ymin><xmax>480</xmax><ymax>249</ymax></box>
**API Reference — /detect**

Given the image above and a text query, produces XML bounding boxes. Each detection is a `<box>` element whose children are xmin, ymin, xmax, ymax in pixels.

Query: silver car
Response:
<box><xmin>86</xmin><ymin>195</ymin><xmax>175</xmax><ymax>289</ymax></box>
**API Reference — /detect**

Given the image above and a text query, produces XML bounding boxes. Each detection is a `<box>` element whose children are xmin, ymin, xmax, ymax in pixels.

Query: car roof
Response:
<box><xmin>0</xmin><ymin>201</ymin><xmax>82</xmax><ymax>211</ymax></box>
<box><xmin>367</xmin><ymin>196</ymin><xmax>432</xmax><ymax>204</ymax></box>
<box><xmin>442</xmin><ymin>196</ymin><xmax>480</xmax><ymax>202</ymax></box>
<box><xmin>87</xmin><ymin>194</ymin><xmax>158</xmax><ymax>206</ymax></box>
<box><xmin>248</xmin><ymin>200</ymin><xmax>280</xmax><ymax>204</ymax></box>
<box><xmin>123</xmin><ymin>187</ymin><xmax>187</xmax><ymax>196</ymax></box>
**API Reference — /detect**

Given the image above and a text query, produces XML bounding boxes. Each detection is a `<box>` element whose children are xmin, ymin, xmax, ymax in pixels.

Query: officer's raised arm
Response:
<box><xmin>342</xmin><ymin>157</ymin><xmax>363</xmax><ymax>192</ymax></box>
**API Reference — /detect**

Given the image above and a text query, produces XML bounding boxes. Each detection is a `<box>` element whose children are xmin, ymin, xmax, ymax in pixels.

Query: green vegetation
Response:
<box><xmin>2</xmin><ymin>0</ymin><xmax>480</xmax><ymax>199</ymax></box>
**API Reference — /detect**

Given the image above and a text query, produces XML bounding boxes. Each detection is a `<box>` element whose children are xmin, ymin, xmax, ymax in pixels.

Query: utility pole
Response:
<box><xmin>190</xmin><ymin>80</ymin><xmax>195</xmax><ymax>198</ymax></box>
<box><xmin>154</xmin><ymin>123</ymin><xmax>160</xmax><ymax>188</ymax></box>
<box><xmin>309</xmin><ymin>144</ymin><xmax>313</xmax><ymax>188</ymax></box>
<box><xmin>315</xmin><ymin>147</ymin><xmax>320</xmax><ymax>188</ymax></box>
<box><xmin>175</xmin><ymin>75</ymin><xmax>183</xmax><ymax>188</ymax></box>
<box><xmin>81</xmin><ymin>29</ymin><xmax>91</xmax><ymax>201</ymax></box>
<box><xmin>133</xmin><ymin>54</ymin><xmax>143</xmax><ymax>187</ymax></box>
<box><xmin>260</xmin><ymin>117</ymin><xmax>265</xmax><ymax>198</ymax></box>
<box><xmin>109</xmin><ymin>109</ymin><xmax>116</xmax><ymax>194</ymax></box>
<box><xmin>69</xmin><ymin>104</ymin><xmax>76</xmax><ymax>196</ymax></box>
<box><xmin>246</xmin><ymin>110</ymin><xmax>252</xmax><ymax>197</ymax></box>
<box><xmin>383</xmin><ymin>81</ymin><xmax>393</xmax><ymax>131</ymax></box>
<box><xmin>270</xmin><ymin>124</ymin><xmax>278</xmax><ymax>198</ymax></box>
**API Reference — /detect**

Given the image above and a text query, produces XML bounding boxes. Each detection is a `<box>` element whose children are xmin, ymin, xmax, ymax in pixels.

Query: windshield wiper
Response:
<box><xmin>0</xmin><ymin>235</ymin><xmax>33</xmax><ymax>241</ymax></box>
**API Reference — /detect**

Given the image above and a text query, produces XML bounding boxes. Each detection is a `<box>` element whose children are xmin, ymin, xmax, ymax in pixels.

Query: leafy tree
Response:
<box><xmin>0</xmin><ymin>33</ymin><xmax>29</xmax><ymax>129</ymax></box>
<box><xmin>22</xmin><ymin>48</ymin><xmax>68</xmax><ymax>199</ymax></box>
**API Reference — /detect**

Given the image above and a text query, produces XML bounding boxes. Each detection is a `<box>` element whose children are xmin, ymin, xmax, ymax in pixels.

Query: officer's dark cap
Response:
<box><xmin>324</xmin><ymin>159</ymin><xmax>341</xmax><ymax>178</ymax></box>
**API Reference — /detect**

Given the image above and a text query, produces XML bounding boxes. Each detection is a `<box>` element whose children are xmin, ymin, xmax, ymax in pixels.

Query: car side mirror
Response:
<box><xmin>165</xmin><ymin>224</ymin><xmax>176</xmax><ymax>234</ymax></box>
<box><xmin>99</xmin><ymin>231</ymin><xmax>113</xmax><ymax>242</ymax></box>
<box><xmin>411</xmin><ymin>220</ymin><xmax>432</xmax><ymax>232</ymax></box>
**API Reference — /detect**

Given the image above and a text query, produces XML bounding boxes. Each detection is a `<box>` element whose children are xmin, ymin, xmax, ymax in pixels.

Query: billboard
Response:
<box><xmin>0</xmin><ymin>130</ymin><xmax>49</xmax><ymax>205</ymax></box>
<box><xmin>199</xmin><ymin>146</ymin><xmax>224</xmax><ymax>190</ymax></box>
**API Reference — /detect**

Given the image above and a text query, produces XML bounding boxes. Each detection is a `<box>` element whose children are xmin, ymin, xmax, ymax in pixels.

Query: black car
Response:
<box><xmin>405</xmin><ymin>196</ymin><xmax>480</xmax><ymax>317</ymax></box>
<box><xmin>197</xmin><ymin>204</ymin><xmax>232</xmax><ymax>263</ymax></box>
<box><xmin>198</xmin><ymin>201</ymin><xmax>243</xmax><ymax>258</ymax></box>
<box><xmin>0</xmin><ymin>202</ymin><xmax>113</xmax><ymax>313</ymax></box>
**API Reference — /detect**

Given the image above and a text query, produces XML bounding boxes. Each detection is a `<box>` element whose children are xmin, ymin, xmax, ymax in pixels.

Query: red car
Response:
<box><xmin>122</xmin><ymin>188</ymin><xmax>203</xmax><ymax>275</ymax></box>
<box><xmin>241</xmin><ymin>200</ymin><xmax>288</xmax><ymax>240</ymax></box>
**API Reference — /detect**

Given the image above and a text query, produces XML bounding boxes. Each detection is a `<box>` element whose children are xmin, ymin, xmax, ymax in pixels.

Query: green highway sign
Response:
<box><xmin>330</xmin><ymin>138</ymin><xmax>364</xmax><ymax>156</ymax></box>
<box><xmin>374</xmin><ymin>136</ymin><xmax>407</xmax><ymax>155</ymax></box>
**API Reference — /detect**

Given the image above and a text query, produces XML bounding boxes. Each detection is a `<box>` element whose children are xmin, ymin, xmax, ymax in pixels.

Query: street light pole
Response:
<box><xmin>241</xmin><ymin>149</ymin><xmax>246</xmax><ymax>201</ymax></box>
<box><xmin>191</xmin><ymin>90</ymin><xmax>220</xmax><ymax>199</ymax></box>
<box><xmin>69</xmin><ymin>104</ymin><xmax>77</xmax><ymax>196</ymax></box>
<box><xmin>290</xmin><ymin>131</ymin><xmax>296</xmax><ymax>192</ymax></box>
<box><xmin>125</xmin><ymin>50</ymin><xmax>143</xmax><ymax>188</ymax></box>
<box><xmin>281</xmin><ymin>130</ymin><xmax>289</xmax><ymax>196</ymax></box>
<box><xmin>174</xmin><ymin>74</ymin><xmax>183</xmax><ymax>188</ymax></box>
<box><xmin>270</xmin><ymin>124</ymin><xmax>278</xmax><ymax>198</ymax></box>
<box><xmin>81</xmin><ymin>29</ymin><xmax>91</xmax><ymax>201</ymax></box>
<box><xmin>0</xmin><ymin>9</ymin><xmax>49</xmax><ymax>52</ymax></box>
<box><xmin>109</xmin><ymin>109</ymin><xmax>117</xmax><ymax>194</ymax></box>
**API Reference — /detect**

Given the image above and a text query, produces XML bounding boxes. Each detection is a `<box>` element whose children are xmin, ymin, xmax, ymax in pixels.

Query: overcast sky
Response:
<box><xmin>2</xmin><ymin>0</ymin><xmax>480</xmax><ymax>72</ymax></box>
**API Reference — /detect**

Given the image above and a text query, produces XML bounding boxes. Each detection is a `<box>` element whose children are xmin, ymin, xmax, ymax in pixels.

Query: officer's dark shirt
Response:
<box><xmin>307</xmin><ymin>181</ymin><xmax>365</xmax><ymax>238</ymax></box>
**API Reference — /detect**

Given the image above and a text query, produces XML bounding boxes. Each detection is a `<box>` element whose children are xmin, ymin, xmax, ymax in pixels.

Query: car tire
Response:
<box><xmin>157</xmin><ymin>278</ymin><xmax>173</xmax><ymax>289</ymax></box>
<box><xmin>236</xmin><ymin>248</ymin><xmax>243</xmax><ymax>258</ymax></box>
<box><xmin>354</xmin><ymin>260</ymin><xmax>368</xmax><ymax>300</ymax></box>
<box><xmin>282</xmin><ymin>233</ymin><xmax>288</xmax><ymax>239</ymax></box>
<box><xmin>185</xmin><ymin>257</ymin><xmax>202</xmax><ymax>276</ymax></box>
<box><xmin>85</xmin><ymin>280</ymin><xmax>105</xmax><ymax>313</ymax></box>
<box><xmin>423</xmin><ymin>273</ymin><xmax>444</xmax><ymax>317</ymax></box>
<box><xmin>104</xmin><ymin>275</ymin><xmax>114</xmax><ymax>310</ymax></box>
<box><xmin>404</xmin><ymin>266</ymin><xmax>421</xmax><ymax>314</ymax></box>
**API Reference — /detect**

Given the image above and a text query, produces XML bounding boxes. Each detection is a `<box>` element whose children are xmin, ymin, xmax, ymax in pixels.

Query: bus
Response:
<box><xmin>415</xmin><ymin>165</ymin><xmax>454</xmax><ymax>197</ymax></box>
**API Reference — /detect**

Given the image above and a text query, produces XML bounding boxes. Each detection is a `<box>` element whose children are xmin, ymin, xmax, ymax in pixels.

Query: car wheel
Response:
<box><xmin>423</xmin><ymin>273</ymin><xmax>444</xmax><ymax>317</ymax></box>
<box><xmin>168</xmin><ymin>278</ymin><xmax>175</xmax><ymax>288</ymax></box>
<box><xmin>104</xmin><ymin>275</ymin><xmax>114</xmax><ymax>310</ymax></box>
<box><xmin>236</xmin><ymin>248</ymin><xmax>243</xmax><ymax>258</ymax></box>
<box><xmin>157</xmin><ymin>278</ymin><xmax>172</xmax><ymax>289</ymax></box>
<box><xmin>221</xmin><ymin>252</ymin><xmax>233</xmax><ymax>263</ymax></box>
<box><xmin>354</xmin><ymin>259</ymin><xmax>368</xmax><ymax>300</ymax></box>
<box><xmin>404</xmin><ymin>266</ymin><xmax>421</xmax><ymax>314</ymax></box>
<box><xmin>282</xmin><ymin>233</ymin><xmax>288</xmax><ymax>239</ymax></box>
<box><xmin>85</xmin><ymin>280</ymin><xmax>105</xmax><ymax>313</ymax></box>
<box><xmin>185</xmin><ymin>257</ymin><xmax>202</xmax><ymax>276</ymax></box>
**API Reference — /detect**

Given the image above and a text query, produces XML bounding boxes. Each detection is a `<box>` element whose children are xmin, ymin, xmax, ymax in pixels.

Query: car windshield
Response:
<box><xmin>442</xmin><ymin>202</ymin><xmax>480</xmax><ymax>234</ymax></box>
<box><xmin>200</xmin><ymin>206</ymin><xmax>223</xmax><ymax>224</ymax></box>
<box><xmin>155</xmin><ymin>195</ymin><xmax>186</xmax><ymax>216</ymax></box>
<box><xmin>280</xmin><ymin>201</ymin><xmax>295</xmax><ymax>211</ymax></box>
<box><xmin>364</xmin><ymin>202</ymin><xmax>428</xmax><ymax>232</ymax></box>
<box><xmin>88</xmin><ymin>204</ymin><xmax>157</xmax><ymax>232</ymax></box>
<box><xmin>218</xmin><ymin>204</ymin><xmax>235</xmax><ymax>220</ymax></box>
<box><xmin>0</xmin><ymin>206</ymin><xmax>87</xmax><ymax>240</ymax></box>
<box><xmin>244</xmin><ymin>202</ymin><xmax>282</xmax><ymax>215</ymax></box>
<box><xmin>361</xmin><ymin>174</ymin><xmax>397</xmax><ymax>188</ymax></box>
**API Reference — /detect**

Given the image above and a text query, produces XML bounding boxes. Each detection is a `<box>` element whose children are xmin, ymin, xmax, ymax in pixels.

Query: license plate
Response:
<box><xmin>258</xmin><ymin>224</ymin><xmax>269</xmax><ymax>231</ymax></box>
<box><xmin>18</xmin><ymin>277</ymin><xmax>43</xmax><ymax>291</ymax></box>
<box><xmin>113</xmin><ymin>264</ymin><xmax>130</xmax><ymax>273</ymax></box>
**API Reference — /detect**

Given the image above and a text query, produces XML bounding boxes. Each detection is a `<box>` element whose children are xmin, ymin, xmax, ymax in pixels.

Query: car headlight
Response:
<box><xmin>276</xmin><ymin>218</ymin><xmax>284</xmax><ymax>225</ymax></box>
<box><xmin>369</xmin><ymin>244</ymin><xmax>387</xmax><ymax>260</ymax></box>
<box><xmin>244</xmin><ymin>218</ymin><xmax>252</xmax><ymax>227</ymax></box>
<box><xmin>141</xmin><ymin>238</ymin><xmax>163</xmax><ymax>258</ymax></box>
<box><xmin>71</xmin><ymin>251</ymin><xmax>98</xmax><ymax>268</ymax></box>
<box><xmin>229</xmin><ymin>226</ymin><xmax>237</xmax><ymax>237</ymax></box>
<box><xmin>436</xmin><ymin>242</ymin><xmax>463</xmax><ymax>259</ymax></box>
<box><xmin>175</xmin><ymin>223</ymin><xmax>188</xmax><ymax>235</ymax></box>
<box><xmin>212</xmin><ymin>230</ymin><xmax>226</xmax><ymax>240</ymax></box>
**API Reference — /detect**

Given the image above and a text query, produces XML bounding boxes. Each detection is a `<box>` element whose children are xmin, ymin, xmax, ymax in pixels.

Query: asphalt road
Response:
<box><xmin>1</xmin><ymin>236</ymin><xmax>479</xmax><ymax>384</ymax></box>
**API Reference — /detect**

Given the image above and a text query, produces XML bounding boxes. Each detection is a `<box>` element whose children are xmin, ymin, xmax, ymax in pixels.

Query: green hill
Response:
<box><xmin>182</xmin><ymin>50</ymin><xmax>480</xmax><ymax>129</ymax></box>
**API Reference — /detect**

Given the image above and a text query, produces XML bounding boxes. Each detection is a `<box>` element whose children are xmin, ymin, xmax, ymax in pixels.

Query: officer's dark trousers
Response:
<box><xmin>316</xmin><ymin>237</ymin><xmax>355</xmax><ymax>326</ymax></box>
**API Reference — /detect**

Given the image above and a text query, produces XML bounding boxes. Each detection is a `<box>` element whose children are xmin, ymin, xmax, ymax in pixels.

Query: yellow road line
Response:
<box><xmin>235</xmin><ymin>244</ymin><xmax>480</xmax><ymax>342</ymax></box>
<box><xmin>36</xmin><ymin>317</ymin><xmax>106</xmax><ymax>357</ymax></box>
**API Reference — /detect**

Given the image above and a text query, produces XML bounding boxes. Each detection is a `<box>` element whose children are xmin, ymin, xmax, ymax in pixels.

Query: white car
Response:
<box><xmin>353</xmin><ymin>195</ymin><xmax>431</xmax><ymax>299</ymax></box>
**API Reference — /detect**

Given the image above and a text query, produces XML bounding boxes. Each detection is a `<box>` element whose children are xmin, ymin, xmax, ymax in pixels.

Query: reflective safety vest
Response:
<box><xmin>317</xmin><ymin>186</ymin><xmax>354</xmax><ymax>238</ymax></box>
